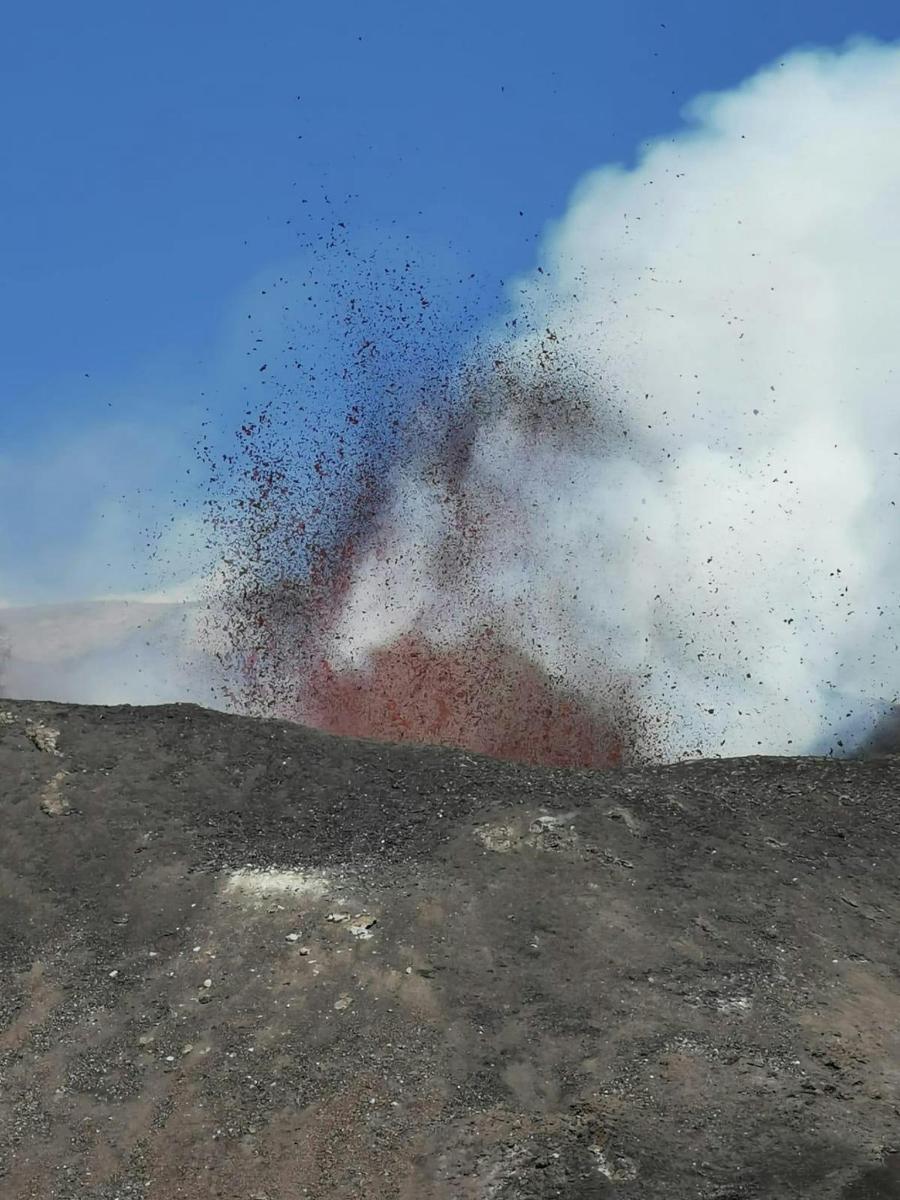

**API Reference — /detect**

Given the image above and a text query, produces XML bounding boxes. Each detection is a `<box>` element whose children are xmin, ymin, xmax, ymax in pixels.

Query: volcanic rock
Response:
<box><xmin>1</xmin><ymin>699</ymin><xmax>899</xmax><ymax>1198</ymax></box>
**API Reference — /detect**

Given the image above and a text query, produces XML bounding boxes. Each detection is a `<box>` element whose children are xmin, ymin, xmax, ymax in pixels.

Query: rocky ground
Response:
<box><xmin>1</xmin><ymin>698</ymin><xmax>899</xmax><ymax>1198</ymax></box>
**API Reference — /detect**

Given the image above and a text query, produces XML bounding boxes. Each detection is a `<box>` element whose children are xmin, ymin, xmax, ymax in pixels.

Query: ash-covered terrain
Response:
<box><xmin>2</xmin><ymin>699</ymin><xmax>900</xmax><ymax>1199</ymax></box>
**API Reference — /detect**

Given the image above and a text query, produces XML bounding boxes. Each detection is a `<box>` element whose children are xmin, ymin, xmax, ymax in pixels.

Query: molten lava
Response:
<box><xmin>302</xmin><ymin>630</ymin><xmax>627</xmax><ymax>768</ymax></box>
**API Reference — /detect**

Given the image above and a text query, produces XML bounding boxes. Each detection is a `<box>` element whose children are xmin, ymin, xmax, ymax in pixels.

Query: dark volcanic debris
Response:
<box><xmin>1</xmin><ymin>698</ymin><xmax>900</xmax><ymax>1198</ymax></box>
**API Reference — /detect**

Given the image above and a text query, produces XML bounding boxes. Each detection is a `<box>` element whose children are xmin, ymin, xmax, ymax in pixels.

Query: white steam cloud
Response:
<box><xmin>328</xmin><ymin>40</ymin><xmax>900</xmax><ymax>757</ymax></box>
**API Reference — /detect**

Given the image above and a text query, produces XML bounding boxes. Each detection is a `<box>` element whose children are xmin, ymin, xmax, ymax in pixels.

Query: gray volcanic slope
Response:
<box><xmin>1</xmin><ymin>700</ymin><xmax>900</xmax><ymax>1199</ymax></box>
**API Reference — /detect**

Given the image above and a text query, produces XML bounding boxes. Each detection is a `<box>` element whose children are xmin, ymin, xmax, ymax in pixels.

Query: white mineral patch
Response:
<box><xmin>473</xmin><ymin>823</ymin><xmax>519</xmax><ymax>853</ymax></box>
<box><xmin>39</xmin><ymin>769</ymin><xmax>70</xmax><ymax>816</ymax></box>
<box><xmin>26</xmin><ymin>720</ymin><xmax>61</xmax><ymax>755</ymax></box>
<box><xmin>221</xmin><ymin>867</ymin><xmax>333</xmax><ymax>903</ymax></box>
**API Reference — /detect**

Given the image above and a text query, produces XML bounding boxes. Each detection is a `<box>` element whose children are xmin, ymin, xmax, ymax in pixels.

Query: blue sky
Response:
<box><xmin>2</xmin><ymin>0</ymin><xmax>899</xmax><ymax>601</ymax></box>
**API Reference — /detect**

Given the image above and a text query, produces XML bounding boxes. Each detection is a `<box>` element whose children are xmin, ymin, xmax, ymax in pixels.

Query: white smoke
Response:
<box><xmin>327</xmin><ymin>40</ymin><xmax>900</xmax><ymax>758</ymax></box>
<box><xmin>0</xmin><ymin>600</ymin><xmax>217</xmax><ymax>706</ymax></box>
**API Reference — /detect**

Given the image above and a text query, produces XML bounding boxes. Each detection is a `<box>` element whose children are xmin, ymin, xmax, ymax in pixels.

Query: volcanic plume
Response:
<box><xmin>205</xmin><ymin>41</ymin><xmax>900</xmax><ymax>765</ymax></box>
<box><xmin>204</xmin><ymin>313</ymin><xmax>645</xmax><ymax>767</ymax></box>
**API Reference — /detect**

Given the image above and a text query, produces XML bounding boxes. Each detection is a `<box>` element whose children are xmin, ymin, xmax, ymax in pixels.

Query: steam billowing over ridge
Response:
<box><xmin>211</xmin><ymin>41</ymin><xmax>900</xmax><ymax>763</ymax></box>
